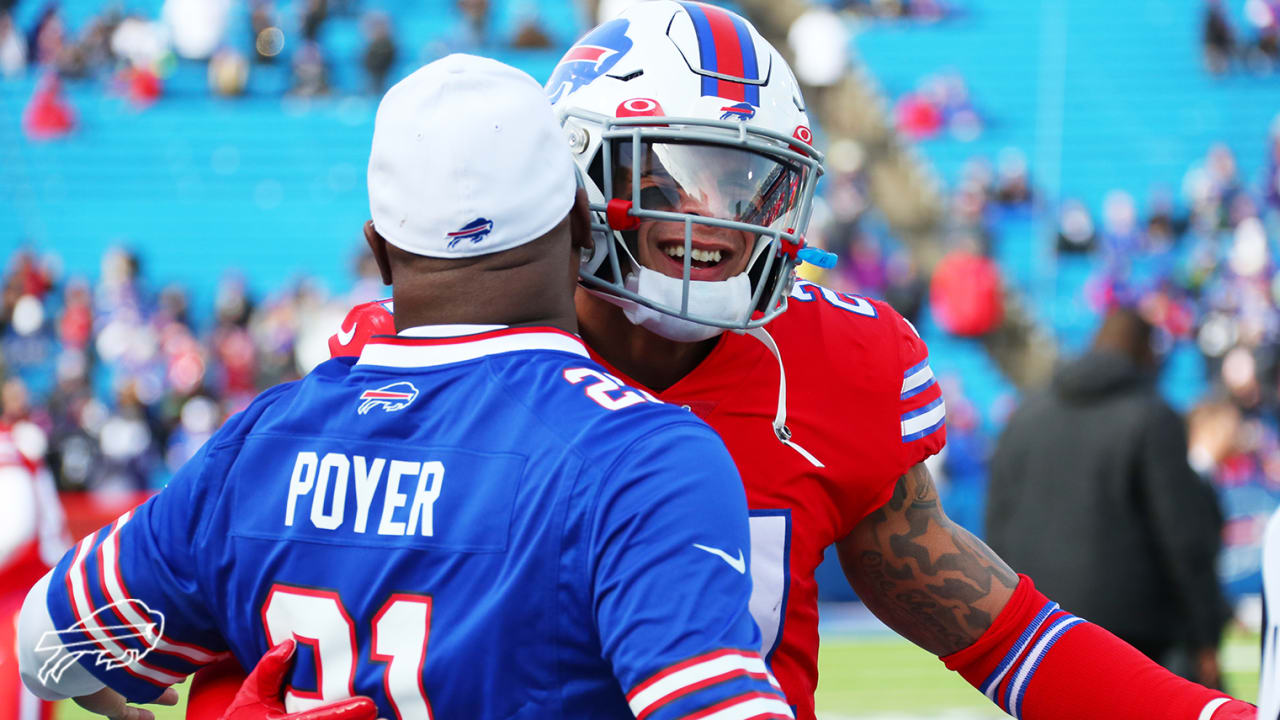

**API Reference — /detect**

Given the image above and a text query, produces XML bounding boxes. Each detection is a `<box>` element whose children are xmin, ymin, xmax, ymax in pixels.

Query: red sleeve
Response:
<box><xmin>889</xmin><ymin>308</ymin><xmax>945</xmax><ymax>472</ymax></box>
<box><xmin>327</xmin><ymin>299</ymin><xmax>396</xmax><ymax>358</ymax></box>
<box><xmin>185</xmin><ymin>660</ymin><xmax>245</xmax><ymax>720</ymax></box>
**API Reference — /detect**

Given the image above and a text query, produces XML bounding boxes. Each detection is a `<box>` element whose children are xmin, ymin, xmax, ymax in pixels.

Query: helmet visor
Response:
<box><xmin>610</xmin><ymin>140</ymin><xmax>807</xmax><ymax>233</ymax></box>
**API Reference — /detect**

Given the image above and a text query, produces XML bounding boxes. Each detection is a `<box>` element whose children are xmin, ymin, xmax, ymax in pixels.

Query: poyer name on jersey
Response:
<box><xmin>285</xmin><ymin>451</ymin><xmax>444</xmax><ymax>537</ymax></box>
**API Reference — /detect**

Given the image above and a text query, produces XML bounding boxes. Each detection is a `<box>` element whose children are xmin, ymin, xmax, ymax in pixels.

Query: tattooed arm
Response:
<box><xmin>835</xmin><ymin>462</ymin><xmax>1018</xmax><ymax>656</ymax></box>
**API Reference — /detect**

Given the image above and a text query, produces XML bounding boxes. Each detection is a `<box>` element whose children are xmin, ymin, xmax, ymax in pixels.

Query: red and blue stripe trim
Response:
<box><xmin>679</xmin><ymin>2</ymin><xmax>761</xmax><ymax>106</ymax></box>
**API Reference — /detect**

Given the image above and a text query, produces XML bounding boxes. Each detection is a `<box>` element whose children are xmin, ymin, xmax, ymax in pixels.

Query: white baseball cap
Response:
<box><xmin>367</xmin><ymin>54</ymin><xmax>577</xmax><ymax>258</ymax></box>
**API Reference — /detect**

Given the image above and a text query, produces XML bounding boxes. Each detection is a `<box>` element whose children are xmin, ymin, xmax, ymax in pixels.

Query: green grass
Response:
<box><xmin>57</xmin><ymin>630</ymin><xmax>1262</xmax><ymax>720</ymax></box>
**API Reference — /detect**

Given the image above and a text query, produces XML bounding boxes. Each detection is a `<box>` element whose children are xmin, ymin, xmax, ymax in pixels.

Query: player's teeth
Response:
<box><xmin>692</xmin><ymin>249</ymin><xmax>722</xmax><ymax>263</ymax></box>
<box><xmin>664</xmin><ymin>245</ymin><xmax>685</xmax><ymax>258</ymax></box>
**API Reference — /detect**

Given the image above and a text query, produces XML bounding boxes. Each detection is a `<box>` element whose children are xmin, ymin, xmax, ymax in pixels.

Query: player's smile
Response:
<box><xmin>636</xmin><ymin>222</ymin><xmax>752</xmax><ymax>282</ymax></box>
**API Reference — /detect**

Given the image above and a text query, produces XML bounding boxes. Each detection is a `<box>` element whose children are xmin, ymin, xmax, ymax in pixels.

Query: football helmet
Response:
<box><xmin>547</xmin><ymin>1</ymin><xmax>826</xmax><ymax>335</ymax></box>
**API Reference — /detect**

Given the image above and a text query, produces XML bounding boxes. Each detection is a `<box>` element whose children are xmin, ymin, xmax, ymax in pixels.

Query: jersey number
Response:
<box><xmin>748</xmin><ymin>510</ymin><xmax>791</xmax><ymax>662</ymax></box>
<box><xmin>262</xmin><ymin>584</ymin><xmax>434</xmax><ymax>718</ymax></box>
<box><xmin>563</xmin><ymin>367</ymin><xmax>658</xmax><ymax>410</ymax></box>
<box><xmin>790</xmin><ymin>281</ymin><xmax>877</xmax><ymax>317</ymax></box>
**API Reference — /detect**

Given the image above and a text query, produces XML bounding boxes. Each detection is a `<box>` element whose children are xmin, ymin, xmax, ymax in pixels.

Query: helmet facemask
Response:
<box><xmin>570</xmin><ymin>109</ymin><xmax>824</xmax><ymax>333</ymax></box>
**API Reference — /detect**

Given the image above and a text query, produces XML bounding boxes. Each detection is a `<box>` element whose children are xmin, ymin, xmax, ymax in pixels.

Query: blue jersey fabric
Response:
<box><xmin>43</xmin><ymin>327</ymin><xmax>790</xmax><ymax>719</ymax></box>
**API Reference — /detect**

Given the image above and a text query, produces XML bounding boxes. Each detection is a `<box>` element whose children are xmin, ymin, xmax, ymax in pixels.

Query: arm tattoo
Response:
<box><xmin>837</xmin><ymin>464</ymin><xmax>1018</xmax><ymax>656</ymax></box>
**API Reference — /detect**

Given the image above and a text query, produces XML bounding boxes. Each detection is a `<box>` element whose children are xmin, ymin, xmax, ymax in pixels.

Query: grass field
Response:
<box><xmin>57</xmin><ymin>629</ymin><xmax>1262</xmax><ymax>720</ymax></box>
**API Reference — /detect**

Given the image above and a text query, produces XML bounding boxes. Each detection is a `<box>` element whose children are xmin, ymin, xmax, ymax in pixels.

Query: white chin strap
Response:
<box><xmin>743</xmin><ymin>327</ymin><xmax>824</xmax><ymax>468</ymax></box>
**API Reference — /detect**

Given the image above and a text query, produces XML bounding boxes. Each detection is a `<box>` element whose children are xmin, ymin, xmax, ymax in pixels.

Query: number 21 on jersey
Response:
<box><xmin>262</xmin><ymin>584</ymin><xmax>434</xmax><ymax>718</ymax></box>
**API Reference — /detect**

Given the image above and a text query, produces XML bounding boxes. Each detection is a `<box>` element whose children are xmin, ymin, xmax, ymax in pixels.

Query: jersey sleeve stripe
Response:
<box><xmin>900</xmin><ymin>397</ymin><xmax>946</xmax><ymax>442</ymax></box>
<box><xmin>679</xmin><ymin>691</ymin><xmax>794</xmax><ymax>720</ymax></box>
<box><xmin>1005</xmin><ymin>614</ymin><xmax>1084</xmax><ymax>718</ymax></box>
<box><xmin>100</xmin><ymin>512</ymin><xmax>227</xmax><ymax>666</ymax></box>
<box><xmin>979</xmin><ymin>600</ymin><xmax>1057</xmax><ymax>699</ymax></box>
<box><xmin>900</xmin><ymin>362</ymin><xmax>936</xmax><ymax>401</ymax></box>
<box><xmin>628</xmin><ymin>652</ymin><xmax>777</xmax><ymax>720</ymax></box>
<box><xmin>66</xmin><ymin>524</ymin><xmax>184</xmax><ymax>687</ymax></box>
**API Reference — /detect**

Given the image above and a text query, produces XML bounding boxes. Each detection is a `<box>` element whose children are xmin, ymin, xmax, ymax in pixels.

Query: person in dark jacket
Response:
<box><xmin>986</xmin><ymin>307</ymin><xmax>1229</xmax><ymax>689</ymax></box>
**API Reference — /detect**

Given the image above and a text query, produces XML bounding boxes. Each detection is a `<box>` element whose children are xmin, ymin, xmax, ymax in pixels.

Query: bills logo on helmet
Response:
<box><xmin>720</xmin><ymin>102</ymin><xmax>756</xmax><ymax>121</ymax></box>
<box><xmin>546</xmin><ymin>18</ymin><xmax>633</xmax><ymax>103</ymax></box>
<box><xmin>446</xmin><ymin>217</ymin><xmax>494</xmax><ymax>249</ymax></box>
<box><xmin>358</xmin><ymin>382</ymin><xmax>419</xmax><ymax>414</ymax></box>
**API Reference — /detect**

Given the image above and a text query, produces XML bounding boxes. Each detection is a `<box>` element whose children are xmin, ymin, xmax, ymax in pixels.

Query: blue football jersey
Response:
<box><xmin>42</xmin><ymin>326</ymin><xmax>792</xmax><ymax>720</ymax></box>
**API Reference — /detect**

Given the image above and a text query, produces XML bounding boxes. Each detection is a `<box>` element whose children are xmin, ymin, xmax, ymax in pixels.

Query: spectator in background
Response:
<box><xmin>26</xmin><ymin>3</ymin><xmax>63</xmax><ymax>67</ymax></box>
<box><xmin>250</xmin><ymin>1</ymin><xmax>282</xmax><ymax>63</ymax></box>
<box><xmin>301</xmin><ymin>0</ymin><xmax>327</xmax><ymax>42</ymax></box>
<box><xmin>986</xmin><ymin>308</ymin><xmax>1230</xmax><ymax>689</ymax></box>
<box><xmin>1263</xmin><ymin>117</ymin><xmax>1280</xmax><ymax>213</ymax></box>
<box><xmin>993</xmin><ymin>147</ymin><xmax>1033</xmax><ymax>208</ymax></box>
<box><xmin>458</xmin><ymin>0</ymin><xmax>490</xmax><ymax>47</ymax></box>
<box><xmin>0</xmin><ymin>13</ymin><xmax>26</xmax><ymax>77</ymax></box>
<box><xmin>0</xmin><ymin>416</ymin><xmax>69</xmax><ymax>720</ymax></box>
<box><xmin>22</xmin><ymin>72</ymin><xmax>75</xmax><ymax>140</ymax></box>
<box><xmin>1056</xmin><ymin>198</ymin><xmax>1097</xmax><ymax>254</ymax></box>
<box><xmin>1204</xmin><ymin>0</ymin><xmax>1235</xmax><ymax>74</ymax></box>
<box><xmin>289</xmin><ymin>40</ymin><xmax>330</xmax><ymax>96</ymax></box>
<box><xmin>164</xmin><ymin>0</ymin><xmax>231</xmax><ymax>60</ymax></box>
<box><xmin>1245</xmin><ymin>0</ymin><xmax>1280</xmax><ymax>71</ymax></box>
<box><xmin>361</xmin><ymin>11</ymin><xmax>395</xmax><ymax>94</ymax></box>
<box><xmin>209</xmin><ymin>46</ymin><xmax>249</xmax><ymax>96</ymax></box>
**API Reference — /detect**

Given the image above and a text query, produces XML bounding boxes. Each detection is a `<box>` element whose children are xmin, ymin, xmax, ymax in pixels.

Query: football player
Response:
<box><xmin>18</xmin><ymin>55</ymin><xmax>790</xmax><ymax>720</ymax></box>
<box><xmin>205</xmin><ymin>3</ymin><xmax>1255</xmax><ymax>719</ymax></box>
<box><xmin>0</xmin><ymin>420</ymin><xmax>69</xmax><ymax>720</ymax></box>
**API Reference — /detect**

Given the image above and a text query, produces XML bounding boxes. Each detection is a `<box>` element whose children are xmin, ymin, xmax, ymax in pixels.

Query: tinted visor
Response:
<box><xmin>611</xmin><ymin>141</ymin><xmax>806</xmax><ymax>232</ymax></box>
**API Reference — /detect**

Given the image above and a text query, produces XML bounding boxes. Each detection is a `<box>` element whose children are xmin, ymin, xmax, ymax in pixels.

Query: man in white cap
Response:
<box><xmin>17</xmin><ymin>54</ymin><xmax>791</xmax><ymax>720</ymax></box>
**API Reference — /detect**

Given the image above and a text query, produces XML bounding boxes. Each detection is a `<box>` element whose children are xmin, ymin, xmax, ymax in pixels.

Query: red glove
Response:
<box><xmin>207</xmin><ymin>640</ymin><xmax>377</xmax><ymax>720</ymax></box>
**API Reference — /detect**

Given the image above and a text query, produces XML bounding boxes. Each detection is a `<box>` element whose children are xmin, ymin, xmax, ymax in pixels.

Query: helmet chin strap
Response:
<box><xmin>743</xmin><ymin>326</ymin><xmax>824</xmax><ymax>468</ymax></box>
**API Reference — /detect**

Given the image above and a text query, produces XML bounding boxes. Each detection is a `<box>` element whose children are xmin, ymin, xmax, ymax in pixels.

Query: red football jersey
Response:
<box><xmin>323</xmin><ymin>282</ymin><xmax>945</xmax><ymax>720</ymax></box>
<box><xmin>586</xmin><ymin>280</ymin><xmax>946</xmax><ymax>720</ymax></box>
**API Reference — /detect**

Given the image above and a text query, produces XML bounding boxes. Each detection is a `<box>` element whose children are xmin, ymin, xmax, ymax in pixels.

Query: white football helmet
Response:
<box><xmin>547</xmin><ymin>1</ymin><xmax>827</xmax><ymax>334</ymax></box>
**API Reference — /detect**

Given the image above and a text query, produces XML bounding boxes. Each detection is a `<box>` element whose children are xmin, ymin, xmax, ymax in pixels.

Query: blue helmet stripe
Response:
<box><xmin>679</xmin><ymin>2</ymin><xmax>720</xmax><ymax>97</ymax></box>
<box><xmin>729</xmin><ymin>13</ymin><xmax>760</xmax><ymax>104</ymax></box>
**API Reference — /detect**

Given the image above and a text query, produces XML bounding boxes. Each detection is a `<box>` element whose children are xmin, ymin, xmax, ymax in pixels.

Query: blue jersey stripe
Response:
<box><xmin>903</xmin><ymin>358</ymin><xmax>930</xmax><ymax>378</ymax></box>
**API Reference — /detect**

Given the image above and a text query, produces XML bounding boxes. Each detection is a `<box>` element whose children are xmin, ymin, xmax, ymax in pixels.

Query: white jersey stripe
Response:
<box><xmin>68</xmin><ymin>522</ymin><xmax>183</xmax><ymax>686</ymax></box>
<box><xmin>692</xmin><ymin>696</ymin><xmax>795</xmax><ymax>720</ymax></box>
<box><xmin>900</xmin><ymin>363</ymin><xmax>935</xmax><ymax>398</ymax></box>
<box><xmin>1197</xmin><ymin>698</ymin><xmax>1230</xmax><ymax>720</ymax></box>
<box><xmin>357</xmin><ymin>332</ymin><xmax>589</xmax><ymax>368</ymax></box>
<box><xmin>629</xmin><ymin>653</ymin><xmax>771</xmax><ymax>718</ymax></box>
<box><xmin>98</xmin><ymin>512</ymin><xmax>225</xmax><ymax>665</ymax></box>
<box><xmin>1005</xmin><ymin>615</ymin><xmax>1083</xmax><ymax>718</ymax></box>
<box><xmin>901</xmin><ymin>398</ymin><xmax>946</xmax><ymax>438</ymax></box>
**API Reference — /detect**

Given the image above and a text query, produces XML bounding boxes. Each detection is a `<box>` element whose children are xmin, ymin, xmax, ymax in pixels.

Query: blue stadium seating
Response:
<box><xmin>1</xmin><ymin>1</ymin><xmax>581</xmax><ymax>315</ymax></box>
<box><xmin>851</xmin><ymin>0</ymin><xmax>1280</xmax><ymax>415</ymax></box>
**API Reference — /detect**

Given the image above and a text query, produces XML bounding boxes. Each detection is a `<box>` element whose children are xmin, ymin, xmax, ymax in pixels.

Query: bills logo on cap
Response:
<box><xmin>446</xmin><ymin>217</ymin><xmax>494</xmax><ymax>249</ymax></box>
<box><xmin>720</xmin><ymin>102</ymin><xmax>756</xmax><ymax>121</ymax></box>
<box><xmin>546</xmin><ymin>18</ymin><xmax>633</xmax><ymax>103</ymax></box>
<box><xmin>358</xmin><ymin>381</ymin><xmax>419</xmax><ymax>414</ymax></box>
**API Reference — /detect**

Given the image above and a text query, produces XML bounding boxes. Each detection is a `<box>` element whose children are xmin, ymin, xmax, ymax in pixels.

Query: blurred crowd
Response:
<box><xmin>1203</xmin><ymin>0</ymin><xmax>1280</xmax><ymax>75</ymax></box>
<box><xmin>0</xmin><ymin>245</ymin><xmax>384</xmax><ymax>493</ymax></box>
<box><xmin>2</xmin><ymin>0</ymin><xmax>559</xmax><ymax>136</ymax></box>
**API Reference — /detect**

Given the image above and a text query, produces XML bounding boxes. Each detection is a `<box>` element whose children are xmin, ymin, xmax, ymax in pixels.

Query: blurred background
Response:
<box><xmin>2</xmin><ymin>0</ymin><xmax>1280</xmax><ymax>717</ymax></box>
